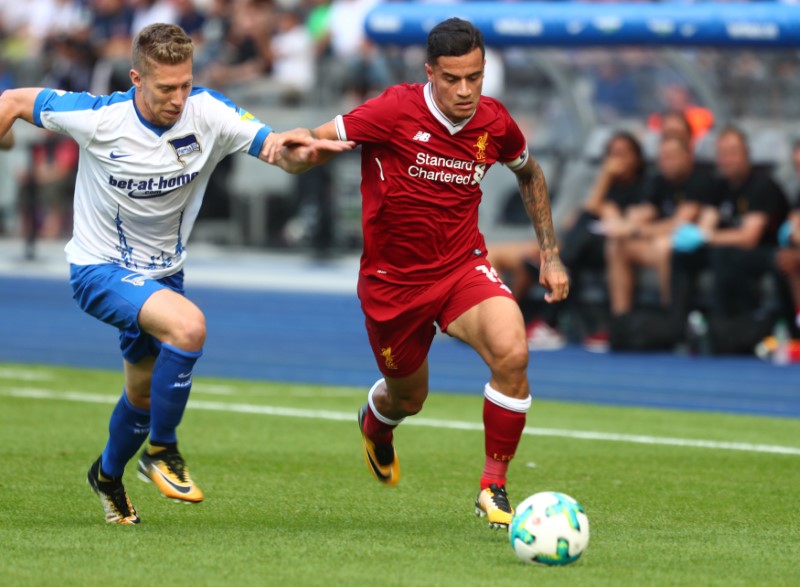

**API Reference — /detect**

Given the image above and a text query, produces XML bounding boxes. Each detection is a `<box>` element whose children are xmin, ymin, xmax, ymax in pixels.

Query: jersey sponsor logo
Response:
<box><xmin>380</xmin><ymin>347</ymin><xmax>399</xmax><ymax>370</ymax></box>
<box><xmin>110</xmin><ymin>151</ymin><xmax>132</xmax><ymax>160</ymax></box>
<box><xmin>412</xmin><ymin>131</ymin><xmax>431</xmax><ymax>142</ymax></box>
<box><xmin>169</xmin><ymin>134</ymin><xmax>202</xmax><ymax>166</ymax></box>
<box><xmin>108</xmin><ymin>172</ymin><xmax>200</xmax><ymax>199</ymax></box>
<box><xmin>473</xmin><ymin>132</ymin><xmax>489</xmax><ymax>161</ymax></box>
<box><xmin>408</xmin><ymin>152</ymin><xmax>486</xmax><ymax>185</ymax></box>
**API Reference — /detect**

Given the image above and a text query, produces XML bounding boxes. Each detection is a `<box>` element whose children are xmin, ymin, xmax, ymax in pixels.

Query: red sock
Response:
<box><xmin>481</xmin><ymin>393</ymin><xmax>528</xmax><ymax>489</ymax></box>
<box><xmin>363</xmin><ymin>404</ymin><xmax>396</xmax><ymax>444</ymax></box>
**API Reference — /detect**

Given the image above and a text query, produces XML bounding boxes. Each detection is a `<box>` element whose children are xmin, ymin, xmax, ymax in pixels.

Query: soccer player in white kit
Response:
<box><xmin>0</xmin><ymin>23</ymin><xmax>352</xmax><ymax>525</ymax></box>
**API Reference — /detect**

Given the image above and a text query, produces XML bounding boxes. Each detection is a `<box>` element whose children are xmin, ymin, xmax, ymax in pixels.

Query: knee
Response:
<box><xmin>397</xmin><ymin>396</ymin><xmax>425</xmax><ymax>416</ymax></box>
<box><xmin>170</xmin><ymin>309</ymin><xmax>206</xmax><ymax>351</ymax></box>
<box><xmin>490</xmin><ymin>340</ymin><xmax>529</xmax><ymax>378</ymax></box>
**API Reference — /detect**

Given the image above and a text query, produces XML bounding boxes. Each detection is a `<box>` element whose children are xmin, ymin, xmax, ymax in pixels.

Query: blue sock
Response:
<box><xmin>149</xmin><ymin>343</ymin><xmax>202</xmax><ymax>445</ymax></box>
<box><xmin>101</xmin><ymin>391</ymin><xmax>151</xmax><ymax>478</ymax></box>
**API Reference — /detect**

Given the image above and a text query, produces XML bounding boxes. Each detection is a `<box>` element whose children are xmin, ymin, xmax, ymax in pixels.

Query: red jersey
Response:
<box><xmin>335</xmin><ymin>83</ymin><xmax>528</xmax><ymax>285</ymax></box>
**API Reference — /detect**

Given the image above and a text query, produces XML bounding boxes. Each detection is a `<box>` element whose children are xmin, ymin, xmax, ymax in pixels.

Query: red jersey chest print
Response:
<box><xmin>335</xmin><ymin>83</ymin><xmax>528</xmax><ymax>284</ymax></box>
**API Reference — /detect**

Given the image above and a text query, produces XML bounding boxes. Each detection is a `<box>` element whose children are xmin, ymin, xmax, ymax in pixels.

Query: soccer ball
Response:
<box><xmin>508</xmin><ymin>491</ymin><xmax>590</xmax><ymax>566</ymax></box>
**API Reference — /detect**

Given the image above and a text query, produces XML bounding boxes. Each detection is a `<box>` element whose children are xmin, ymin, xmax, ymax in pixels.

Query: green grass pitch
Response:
<box><xmin>1</xmin><ymin>363</ymin><xmax>799</xmax><ymax>586</ymax></box>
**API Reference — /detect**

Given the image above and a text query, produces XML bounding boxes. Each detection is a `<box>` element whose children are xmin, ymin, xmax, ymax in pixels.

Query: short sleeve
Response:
<box><xmin>338</xmin><ymin>87</ymin><xmax>401</xmax><ymax>144</ymax></box>
<box><xmin>496</xmin><ymin>108</ymin><xmax>528</xmax><ymax>170</ymax></box>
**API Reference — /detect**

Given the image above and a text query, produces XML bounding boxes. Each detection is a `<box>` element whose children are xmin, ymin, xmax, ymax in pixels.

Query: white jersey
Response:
<box><xmin>34</xmin><ymin>86</ymin><xmax>271</xmax><ymax>278</ymax></box>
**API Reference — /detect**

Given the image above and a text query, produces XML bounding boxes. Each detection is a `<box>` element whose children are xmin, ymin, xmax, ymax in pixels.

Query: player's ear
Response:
<box><xmin>130</xmin><ymin>69</ymin><xmax>141</xmax><ymax>88</ymax></box>
<box><xmin>425</xmin><ymin>63</ymin><xmax>434</xmax><ymax>81</ymax></box>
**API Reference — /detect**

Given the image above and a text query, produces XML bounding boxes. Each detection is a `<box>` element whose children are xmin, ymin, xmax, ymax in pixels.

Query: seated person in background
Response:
<box><xmin>603</xmin><ymin>135</ymin><xmax>713</xmax><ymax>317</ymax></box>
<box><xmin>671</xmin><ymin>126</ymin><xmax>791</xmax><ymax>353</ymax></box>
<box><xmin>198</xmin><ymin>0</ymin><xmax>272</xmax><ymax>93</ymax></box>
<box><xmin>776</xmin><ymin>182</ymin><xmax>800</xmax><ymax>333</ymax></box>
<box><xmin>647</xmin><ymin>84</ymin><xmax>714</xmax><ymax>144</ymax></box>
<box><xmin>488</xmin><ymin>131</ymin><xmax>646</xmax><ymax>351</ymax></box>
<box><xmin>17</xmin><ymin>130</ymin><xmax>79</xmax><ymax>240</ymax></box>
<box><xmin>651</xmin><ymin>109</ymin><xmax>694</xmax><ymax>149</ymax></box>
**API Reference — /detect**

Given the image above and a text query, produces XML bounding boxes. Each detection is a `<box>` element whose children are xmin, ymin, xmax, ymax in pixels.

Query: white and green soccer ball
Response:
<box><xmin>508</xmin><ymin>491</ymin><xmax>590</xmax><ymax>566</ymax></box>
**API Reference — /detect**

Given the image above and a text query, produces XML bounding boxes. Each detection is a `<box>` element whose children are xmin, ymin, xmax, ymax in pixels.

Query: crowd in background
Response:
<box><xmin>1</xmin><ymin>0</ymin><xmax>800</xmax><ymax>360</ymax></box>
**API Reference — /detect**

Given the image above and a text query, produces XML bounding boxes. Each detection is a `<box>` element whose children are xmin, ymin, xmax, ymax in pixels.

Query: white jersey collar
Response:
<box><xmin>424</xmin><ymin>82</ymin><xmax>475</xmax><ymax>136</ymax></box>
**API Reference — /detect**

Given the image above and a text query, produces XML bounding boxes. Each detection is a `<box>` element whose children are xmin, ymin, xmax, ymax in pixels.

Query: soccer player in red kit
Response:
<box><xmin>281</xmin><ymin>18</ymin><xmax>569</xmax><ymax>528</ymax></box>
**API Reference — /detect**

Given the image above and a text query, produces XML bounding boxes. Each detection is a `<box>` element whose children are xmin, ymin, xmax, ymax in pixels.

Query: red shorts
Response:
<box><xmin>358</xmin><ymin>258</ymin><xmax>514</xmax><ymax>378</ymax></box>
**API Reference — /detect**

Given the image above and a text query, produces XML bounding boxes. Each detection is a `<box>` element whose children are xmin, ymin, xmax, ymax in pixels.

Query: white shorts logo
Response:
<box><xmin>121</xmin><ymin>273</ymin><xmax>147</xmax><ymax>287</ymax></box>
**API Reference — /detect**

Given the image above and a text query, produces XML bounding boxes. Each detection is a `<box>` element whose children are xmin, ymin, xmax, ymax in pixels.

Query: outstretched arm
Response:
<box><xmin>513</xmin><ymin>155</ymin><xmax>570</xmax><ymax>303</ymax></box>
<box><xmin>258</xmin><ymin>122</ymin><xmax>353</xmax><ymax>174</ymax></box>
<box><xmin>0</xmin><ymin>88</ymin><xmax>42</xmax><ymax>139</ymax></box>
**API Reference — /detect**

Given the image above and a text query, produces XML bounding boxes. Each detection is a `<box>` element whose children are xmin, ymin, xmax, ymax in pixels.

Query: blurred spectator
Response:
<box><xmin>591</xmin><ymin>58</ymin><xmax>640</xmax><ymax>123</ymax></box>
<box><xmin>670</xmin><ymin>126</ymin><xmax>791</xmax><ymax>354</ymax></box>
<box><xmin>194</xmin><ymin>0</ymin><xmax>232</xmax><ymax>72</ymax></box>
<box><xmin>27</xmin><ymin>0</ymin><xmax>89</xmax><ymax>52</ymax></box>
<box><xmin>775</xmin><ymin>140</ymin><xmax>800</xmax><ymax>333</ymax></box>
<box><xmin>0</xmin><ymin>59</ymin><xmax>16</xmax><ymax>92</ymax></box>
<box><xmin>604</xmin><ymin>135</ymin><xmax>713</xmax><ymax>318</ymax></box>
<box><xmin>42</xmin><ymin>35</ymin><xmax>96</xmax><ymax>92</ymax></box>
<box><xmin>488</xmin><ymin>131</ymin><xmax>647</xmax><ymax>351</ymax></box>
<box><xmin>199</xmin><ymin>0</ymin><xmax>273</xmax><ymax>94</ymax></box>
<box><xmin>173</xmin><ymin>0</ymin><xmax>206</xmax><ymax>44</ymax></box>
<box><xmin>17</xmin><ymin>130</ymin><xmax>79</xmax><ymax>246</ymax></box>
<box><xmin>87</xmin><ymin>0</ymin><xmax>135</xmax><ymax>94</ymax></box>
<box><xmin>130</xmin><ymin>0</ymin><xmax>178</xmax><ymax>35</ymax></box>
<box><xmin>326</xmin><ymin>0</ymin><xmax>391</xmax><ymax>101</ymax></box>
<box><xmin>660</xmin><ymin>110</ymin><xmax>693</xmax><ymax>145</ymax></box>
<box><xmin>306</xmin><ymin>0</ymin><xmax>331</xmax><ymax>57</ymax></box>
<box><xmin>265</xmin><ymin>7</ymin><xmax>315</xmax><ymax>105</ymax></box>
<box><xmin>648</xmin><ymin>83</ymin><xmax>714</xmax><ymax>144</ymax></box>
<box><xmin>776</xmin><ymin>203</ymin><xmax>800</xmax><ymax>333</ymax></box>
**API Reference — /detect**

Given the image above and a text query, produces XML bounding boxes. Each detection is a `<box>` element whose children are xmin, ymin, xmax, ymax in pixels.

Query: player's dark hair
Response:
<box><xmin>426</xmin><ymin>18</ymin><xmax>485</xmax><ymax>65</ymax></box>
<box><xmin>132</xmin><ymin>23</ymin><xmax>194</xmax><ymax>75</ymax></box>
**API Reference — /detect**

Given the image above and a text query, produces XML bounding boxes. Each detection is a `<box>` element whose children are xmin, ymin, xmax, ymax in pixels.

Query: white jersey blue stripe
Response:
<box><xmin>34</xmin><ymin>86</ymin><xmax>271</xmax><ymax>278</ymax></box>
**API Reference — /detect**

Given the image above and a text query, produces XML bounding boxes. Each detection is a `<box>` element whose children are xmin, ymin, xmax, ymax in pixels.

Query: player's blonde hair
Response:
<box><xmin>132</xmin><ymin>23</ymin><xmax>193</xmax><ymax>75</ymax></box>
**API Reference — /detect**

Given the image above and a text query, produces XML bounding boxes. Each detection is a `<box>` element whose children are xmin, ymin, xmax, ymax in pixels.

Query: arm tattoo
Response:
<box><xmin>519</xmin><ymin>158</ymin><xmax>559</xmax><ymax>256</ymax></box>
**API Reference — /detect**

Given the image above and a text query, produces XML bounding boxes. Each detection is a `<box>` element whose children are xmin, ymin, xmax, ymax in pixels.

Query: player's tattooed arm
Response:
<box><xmin>516</xmin><ymin>157</ymin><xmax>558</xmax><ymax>256</ymax></box>
<box><xmin>514</xmin><ymin>156</ymin><xmax>570</xmax><ymax>302</ymax></box>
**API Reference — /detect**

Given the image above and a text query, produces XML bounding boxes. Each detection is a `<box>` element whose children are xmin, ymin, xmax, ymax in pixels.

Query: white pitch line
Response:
<box><xmin>2</xmin><ymin>387</ymin><xmax>800</xmax><ymax>456</ymax></box>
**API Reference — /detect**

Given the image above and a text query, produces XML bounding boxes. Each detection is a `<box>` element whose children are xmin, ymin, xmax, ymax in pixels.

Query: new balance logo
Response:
<box><xmin>412</xmin><ymin>131</ymin><xmax>431</xmax><ymax>142</ymax></box>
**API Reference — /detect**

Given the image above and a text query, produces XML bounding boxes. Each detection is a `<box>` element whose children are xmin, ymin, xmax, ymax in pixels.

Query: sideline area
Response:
<box><xmin>0</xmin><ymin>237</ymin><xmax>797</xmax><ymax>418</ymax></box>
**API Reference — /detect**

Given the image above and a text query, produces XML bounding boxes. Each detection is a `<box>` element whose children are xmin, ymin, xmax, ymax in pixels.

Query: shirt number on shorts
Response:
<box><xmin>475</xmin><ymin>264</ymin><xmax>512</xmax><ymax>293</ymax></box>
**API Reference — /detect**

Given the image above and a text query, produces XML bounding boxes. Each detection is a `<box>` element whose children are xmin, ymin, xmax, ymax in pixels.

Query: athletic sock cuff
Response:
<box><xmin>121</xmin><ymin>390</ymin><xmax>150</xmax><ymax>416</ymax></box>
<box><xmin>161</xmin><ymin>342</ymin><xmax>203</xmax><ymax>360</ymax></box>
<box><xmin>367</xmin><ymin>378</ymin><xmax>404</xmax><ymax>426</ymax></box>
<box><xmin>484</xmin><ymin>383</ymin><xmax>531</xmax><ymax>413</ymax></box>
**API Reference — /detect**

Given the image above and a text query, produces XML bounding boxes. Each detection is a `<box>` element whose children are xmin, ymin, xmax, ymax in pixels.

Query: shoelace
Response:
<box><xmin>161</xmin><ymin>451</ymin><xmax>189</xmax><ymax>482</ymax></box>
<box><xmin>108</xmin><ymin>484</ymin><xmax>135</xmax><ymax>517</ymax></box>
<box><xmin>488</xmin><ymin>485</ymin><xmax>511</xmax><ymax>512</ymax></box>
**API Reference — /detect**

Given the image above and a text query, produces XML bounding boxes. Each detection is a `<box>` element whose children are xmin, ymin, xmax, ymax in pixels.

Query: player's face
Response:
<box><xmin>426</xmin><ymin>47</ymin><xmax>485</xmax><ymax>123</ymax></box>
<box><xmin>131</xmin><ymin>59</ymin><xmax>193</xmax><ymax>127</ymax></box>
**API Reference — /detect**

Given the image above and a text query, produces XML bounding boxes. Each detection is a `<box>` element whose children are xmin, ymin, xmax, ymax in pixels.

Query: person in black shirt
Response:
<box><xmin>671</xmin><ymin>126</ymin><xmax>791</xmax><ymax>348</ymax></box>
<box><xmin>775</xmin><ymin>182</ymin><xmax>800</xmax><ymax>334</ymax></box>
<box><xmin>488</xmin><ymin>131</ymin><xmax>646</xmax><ymax>350</ymax></box>
<box><xmin>604</xmin><ymin>135</ymin><xmax>713</xmax><ymax>316</ymax></box>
